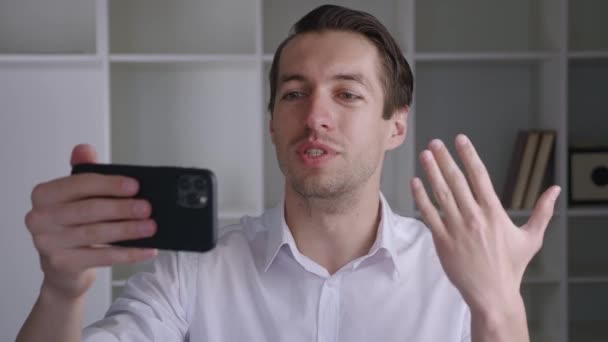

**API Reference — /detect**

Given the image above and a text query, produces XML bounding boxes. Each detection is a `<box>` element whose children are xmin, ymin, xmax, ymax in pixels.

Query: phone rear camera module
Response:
<box><xmin>177</xmin><ymin>174</ymin><xmax>209</xmax><ymax>209</ymax></box>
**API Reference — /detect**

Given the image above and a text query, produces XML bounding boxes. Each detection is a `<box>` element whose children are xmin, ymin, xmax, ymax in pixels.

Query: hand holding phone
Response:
<box><xmin>25</xmin><ymin>145</ymin><xmax>162</xmax><ymax>302</ymax></box>
<box><xmin>71</xmin><ymin>163</ymin><xmax>218</xmax><ymax>253</ymax></box>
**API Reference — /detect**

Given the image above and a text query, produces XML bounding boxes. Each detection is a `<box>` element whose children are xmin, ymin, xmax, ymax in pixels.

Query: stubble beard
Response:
<box><xmin>280</xmin><ymin>151</ymin><xmax>379</xmax><ymax>201</ymax></box>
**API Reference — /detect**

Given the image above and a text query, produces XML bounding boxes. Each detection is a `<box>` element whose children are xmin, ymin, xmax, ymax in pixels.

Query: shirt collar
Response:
<box><xmin>262</xmin><ymin>193</ymin><xmax>404</xmax><ymax>277</ymax></box>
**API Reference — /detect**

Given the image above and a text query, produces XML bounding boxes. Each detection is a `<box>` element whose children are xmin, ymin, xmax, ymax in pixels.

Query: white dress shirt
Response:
<box><xmin>83</xmin><ymin>194</ymin><xmax>471</xmax><ymax>341</ymax></box>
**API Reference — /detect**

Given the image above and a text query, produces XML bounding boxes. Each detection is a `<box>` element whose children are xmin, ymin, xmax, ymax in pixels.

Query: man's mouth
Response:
<box><xmin>305</xmin><ymin>148</ymin><xmax>326</xmax><ymax>157</ymax></box>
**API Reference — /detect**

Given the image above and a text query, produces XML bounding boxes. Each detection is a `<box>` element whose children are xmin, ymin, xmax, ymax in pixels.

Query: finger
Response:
<box><xmin>45</xmin><ymin>246</ymin><xmax>158</xmax><ymax>272</ymax></box>
<box><xmin>58</xmin><ymin>220</ymin><xmax>157</xmax><ymax>249</ymax></box>
<box><xmin>31</xmin><ymin>173</ymin><xmax>139</xmax><ymax>208</ymax></box>
<box><xmin>419</xmin><ymin>149</ymin><xmax>462</xmax><ymax>225</ymax></box>
<box><xmin>524</xmin><ymin>185</ymin><xmax>561</xmax><ymax>237</ymax></box>
<box><xmin>428</xmin><ymin>139</ymin><xmax>479</xmax><ymax>219</ymax></box>
<box><xmin>70</xmin><ymin>144</ymin><xmax>98</xmax><ymax>167</ymax></box>
<box><xmin>411</xmin><ymin>177</ymin><xmax>447</xmax><ymax>237</ymax></box>
<box><xmin>454</xmin><ymin>134</ymin><xmax>502</xmax><ymax>210</ymax></box>
<box><xmin>54</xmin><ymin>198</ymin><xmax>151</xmax><ymax>226</ymax></box>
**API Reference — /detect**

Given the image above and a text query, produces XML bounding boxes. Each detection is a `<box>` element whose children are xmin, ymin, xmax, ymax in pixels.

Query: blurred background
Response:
<box><xmin>1</xmin><ymin>0</ymin><xmax>607</xmax><ymax>341</ymax></box>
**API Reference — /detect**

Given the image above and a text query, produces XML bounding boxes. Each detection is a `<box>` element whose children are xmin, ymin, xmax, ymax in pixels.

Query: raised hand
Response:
<box><xmin>25</xmin><ymin>144</ymin><xmax>158</xmax><ymax>301</ymax></box>
<box><xmin>410</xmin><ymin>134</ymin><xmax>560</xmax><ymax>333</ymax></box>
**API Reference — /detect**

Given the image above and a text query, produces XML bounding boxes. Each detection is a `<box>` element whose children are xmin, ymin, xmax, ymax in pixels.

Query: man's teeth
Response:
<box><xmin>306</xmin><ymin>148</ymin><xmax>326</xmax><ymax>157</ymax></box>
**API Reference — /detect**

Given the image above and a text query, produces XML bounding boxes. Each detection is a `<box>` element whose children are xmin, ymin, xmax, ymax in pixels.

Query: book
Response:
<box><xmin>502</xmin><ymin>130</ymin><xmax>529</xmax><ymax>208</ymax></box>
<box><xmin>510</xmin><ymin>131</ymin><xmax>541</xmax><ymax>209</ymax></box>
<box><xmin>522</xmin><ymin>130</ymin><xmax>556</xmax><ymax>209</ymax></box>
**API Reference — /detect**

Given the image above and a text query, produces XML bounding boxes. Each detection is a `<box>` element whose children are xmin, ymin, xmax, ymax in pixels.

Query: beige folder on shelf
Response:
<box><xmin>522</xmin><ymin>131</ymin><xmax>556</xmax><ymax>209</ymax></box>
<box><xmin>510</xmin><ymin>131</ymin><xmax>541</xmax><ymax>209</ymax></box>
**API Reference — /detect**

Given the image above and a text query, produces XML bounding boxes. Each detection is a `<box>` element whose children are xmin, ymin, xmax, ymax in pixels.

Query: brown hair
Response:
<box><xmin>267</xmin><ymin>4</ymin><xmax>414</xmax><ymax>119</ymax></box>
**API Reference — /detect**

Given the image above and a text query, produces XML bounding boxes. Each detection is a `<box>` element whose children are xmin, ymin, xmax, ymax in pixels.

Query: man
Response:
<box><xmin>17</xmin><ymin>5</ymin><xmax>560</xmax><ymax>342</ymax></box>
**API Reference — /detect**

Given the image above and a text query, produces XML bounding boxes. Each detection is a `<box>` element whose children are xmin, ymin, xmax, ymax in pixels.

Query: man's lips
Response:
<box><xmin>294</xmin><ymin>141</ymin><xmax>340</xmax><ymax>167</ymax></box>
<box><xmin>295</xmin><ymin>141</ymin><xmax>338</xmax><ymax>156</ymax></box>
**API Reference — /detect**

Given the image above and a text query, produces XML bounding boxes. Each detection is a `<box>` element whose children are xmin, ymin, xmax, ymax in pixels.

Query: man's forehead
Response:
<box><xmin>278</xmin><ymin>31</ymin><xmax>383</xmax><ymax>86</ymax></box>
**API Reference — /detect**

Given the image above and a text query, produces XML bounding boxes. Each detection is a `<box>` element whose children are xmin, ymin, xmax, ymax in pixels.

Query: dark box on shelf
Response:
<box><xmin>569</xmin><ymin>147</ymin><xmax>608</xmax><ymax>205</ymax></box>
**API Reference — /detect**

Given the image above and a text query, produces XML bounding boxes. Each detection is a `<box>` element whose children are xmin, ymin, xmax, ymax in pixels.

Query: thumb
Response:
<box><xmin>524</xmin><ymin>185</ymin><xmax>561</xmax><ymax>237</ymax></box>
<box><xmin>70</xmin><ymin>144</ymin><xmax>98</xmax><ymax>166</ymax></box>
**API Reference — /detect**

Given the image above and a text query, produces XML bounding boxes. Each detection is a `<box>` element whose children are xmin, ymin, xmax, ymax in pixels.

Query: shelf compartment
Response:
<box><xmin>0</xmin><ymin>0</ymin><xmax>96</xmax><ymax>54</ymax></box>
<box><xmin>568</xmin><ymin>60</ymin><xmax>608</xmax><ymax>148</ymax></box>
<box><xmin>569</xmin><ymin>0</ymin><xmax>608</xmax><ymax>52</ymax></box>
<box><xmin>522</xmin><ymin>283</ymin><xmax>563</xmax><ymax>342</ymax></box>
<box><xmin>414</xmin><ymin>61</ymin><xmax>558</xmax><ymax>204</ymax></box>
<box><xmin>521</xmin><ymin>217</ymin><xmax>564</xmax><ymax>280</ymax></box>
<box><xmin>415</xmin><ymin>0</ymin><xmax>561</xmax><ymax>53</ymax></box>
<box><xmin>263</xmin><ymin>0</ymin><xmax>400</xmax><ymax>55</ymax></box>
<box><xmin>569</xmin><ymin>217</ymin><xmax>608</xmax><ymax>278</ymax></box>
<box><xmin>569</xmin><ymin>283</ymin><xmax>608</xmax><ymax>342</ymax></box>
<box><xmin>109</xmin><ymin>0</ymin><xmax>257</xmax><ymax>54</ymax></box>
<box><xmin>110</xmin><ymin>63</ymin><xmax>264</xmax><ymax>216</ymax></box>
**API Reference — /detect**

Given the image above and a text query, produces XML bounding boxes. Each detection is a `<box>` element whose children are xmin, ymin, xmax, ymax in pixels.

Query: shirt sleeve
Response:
<box><xmin>82</xmin><ymin>251</ymin><xmax>196</xmax><ymax>342</ymax></box>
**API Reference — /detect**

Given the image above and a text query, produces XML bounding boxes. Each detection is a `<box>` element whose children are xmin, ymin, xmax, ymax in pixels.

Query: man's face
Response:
<box><xmin>270</xmin><ymin>30</ymin><xmax>406</xmax><ymax>199</ymax></box>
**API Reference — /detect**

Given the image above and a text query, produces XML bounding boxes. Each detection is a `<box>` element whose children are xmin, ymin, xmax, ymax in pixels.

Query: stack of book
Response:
<box><xmin>502</xmin><ymin>130</ymin><xmax>557</xmax><ymax>210</ymax></box>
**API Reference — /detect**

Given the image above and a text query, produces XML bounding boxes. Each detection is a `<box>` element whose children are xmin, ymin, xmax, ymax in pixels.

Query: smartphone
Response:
<box><xmin>71</xmin><ymin>163</ymin><xmax>217</xmax><ymax>253</ymax></box>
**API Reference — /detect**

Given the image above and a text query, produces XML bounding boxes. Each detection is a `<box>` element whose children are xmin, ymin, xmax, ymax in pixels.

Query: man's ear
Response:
<box><xmin>386</xmin><ymin>107</ymin><xmax>408</xmax><ymax>150</ymax></box>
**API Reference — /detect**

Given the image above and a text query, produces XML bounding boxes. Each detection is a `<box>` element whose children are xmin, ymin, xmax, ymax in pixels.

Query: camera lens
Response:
<box><xmin>186</xmin><ymin>193</ymin><xmax>200</xmax><ymax>206</ymax></box>
<box><xmin>178</xmin><ymin>177</ymin><xmax>191</xmax><ymax>190</ymax></box>
<box><xmin>194</xmin><ymin>177</ymin><xmax>207</xmax><ymax>190</ymax></box>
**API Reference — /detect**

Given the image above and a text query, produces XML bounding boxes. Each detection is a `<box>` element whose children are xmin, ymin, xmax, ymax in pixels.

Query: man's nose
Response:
<box><xmin>305</xmin><ymin>93</ymin><xmax>334</xmax><ymax>132</ymax></box>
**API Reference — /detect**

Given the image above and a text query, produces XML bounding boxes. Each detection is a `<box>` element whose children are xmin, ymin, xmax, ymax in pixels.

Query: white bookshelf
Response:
<box><xmin>1</xmin><ymin>0</ymin><xmax>607</xmax><ymax>341</ymax></box>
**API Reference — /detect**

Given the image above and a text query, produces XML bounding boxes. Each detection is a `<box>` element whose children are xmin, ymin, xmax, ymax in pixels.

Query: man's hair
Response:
<box><xmin>267</xmin><ymin>4</ymin><xmax>414</xmax><ymax>120</ymax></box>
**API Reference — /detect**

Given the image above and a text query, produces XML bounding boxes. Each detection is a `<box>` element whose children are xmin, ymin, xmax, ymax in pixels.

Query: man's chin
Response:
<box><xmin>290</xmin><ymin>178</ymin><xmax>348</xmax><ymax>199</ymax></box>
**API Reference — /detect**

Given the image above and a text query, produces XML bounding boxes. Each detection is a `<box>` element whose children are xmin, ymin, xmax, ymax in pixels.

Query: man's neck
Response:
<box><xmin>284</xmin><ymin>182</ymin><xmax>382</xmax><ymax>275</ymax></box>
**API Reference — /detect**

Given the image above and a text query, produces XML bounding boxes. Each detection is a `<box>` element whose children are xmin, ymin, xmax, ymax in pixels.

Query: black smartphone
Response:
<box><xmin>71</xmin><ymin>163</ymin><xmax>217</xmax><ymax>253</ymax></box>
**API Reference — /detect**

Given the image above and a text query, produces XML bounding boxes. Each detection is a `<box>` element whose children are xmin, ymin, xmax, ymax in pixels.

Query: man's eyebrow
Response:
<box><xmin>278</xmin><ymin>72</ymin><xmax>372</xmax><ymax>90</ymax></box>
<box><xmin>279</xmin><ymin>74</ymin><xmax>306</xmax><ymax>84</ymax></box>
<box><xmin>333</xmin><ymin>73</ymin><xmax>371</xmax><ymax>90</ymax></box>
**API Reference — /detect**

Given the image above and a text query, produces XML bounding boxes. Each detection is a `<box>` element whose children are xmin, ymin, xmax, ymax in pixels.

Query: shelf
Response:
<box><xmin>569</xmin><ymin>284</ymin><xmax>608</xmax><ymax>326</ymax></box>
<box><xmin>568</xmin><ymin>59</ymin><xmax>608</xmax><ymax>147</ymax></box>
<box><xmin>568</xmin><ymin>207</ymin><xmax>608</xmax><ymax>217</ymax></box>
<box><xmin>569</xmin><ymin>217</ymin><xmax>608</xmax><ymax>278</ymax></box>
<box><xmin>569</xmin><ymin>0</ymin><xmax>608</xmax><ymax>51</ymax></box>
<box><xmin>523</xmin><ymin>276</ymin><xmax>562</xmax><ymax>284</ymax></box>
<box><xmin>109</xmin><ymin>54</ymin><xmax>259</xmax><ymax>64</ymax></box>
<box><xmin>0</xmin><ymin>0</ymin><xmax>96</xmax><ymax>54</ymax></box>
<box><xmin>569</xmin><ymin>277</ymin><xmax>608</xmax><ymax>284</ymax></box>
<box><xmin>110</xmin><ymin>63</ymin><xmax>264</xmax><ymax>215</ymax></box>
<box><xmin>521</xmin><ymin>283</ymin><xmax>563</xmax><ymax>342</ymax></box>
<box><xmin>415</xmin><ymin>52</ymin><xmax>558</xmax><ymax>63</ymax></box>
<box><xmin>109</xmin><ymin>0</ymin><xmax>257</xmax><ymax>54</ymax></box>
<box><xmin>262</xmin><ymin>0</ymin><xmax>400</xmax><ymax>54</ymax></box>
<box><xmin>0</xmin><ymin>54</ymin><xmax>101</xmax><ymax>65</ymax></box>
<box><xmin>569</xmin><ymin>51</ymin><xmax>608</xmax><ymax>60</ymax></box>
<box><xmin>570</xmin><ymin>321</ymin><xmax>608</xmax><ymax>342</ymax></box>
<box><xmin>414</xmin><ymin>62</ymin><xmax>548</xmax><ymax>200</ymax></box>
<box><xmin>416</xmin><ymin>0</ymin><xmax>559</xmax><ymax>53</ymax></box>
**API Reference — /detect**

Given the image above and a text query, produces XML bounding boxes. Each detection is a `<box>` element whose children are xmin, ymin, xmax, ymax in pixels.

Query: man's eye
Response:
<box><xmin>338</xmin><ymin>92</ymin><xmax>360</xmax><ymax>101</ymax></box>
<box><xmin>282</xmin><ymin>91</ymin><xmax>305</xmax><ymax>100</ymax></box>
